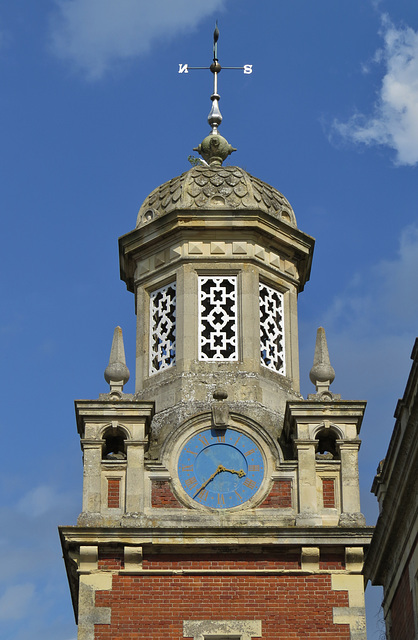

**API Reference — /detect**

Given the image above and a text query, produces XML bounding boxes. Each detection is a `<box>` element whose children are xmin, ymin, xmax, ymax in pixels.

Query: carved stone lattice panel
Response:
<box><xmin>198</xmin><ymin>276</ymin><xmax>238</xmax><ymax>361</ymax></box>
<box><xmin>149</xmin><ymin>283</ymin><xmax>176</xmax><ymax>374</ymax></box>
<box><xmin>259</xmin><ymin>283</ymin><xmax>285</xmax><ymax>375</ymax></box>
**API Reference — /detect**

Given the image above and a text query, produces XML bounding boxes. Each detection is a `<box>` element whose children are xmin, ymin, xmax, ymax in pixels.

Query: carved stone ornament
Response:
<box><xmin>136</xmin><ymin>165</ymin><xmax>297</xmax><ymax>228</ymax></box>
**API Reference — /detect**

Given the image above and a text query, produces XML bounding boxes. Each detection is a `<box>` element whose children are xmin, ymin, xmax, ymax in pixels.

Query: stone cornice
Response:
<box><xmin>119</xmin><ymin>208</ymin><xmax>315</xmax><ymax>293</ymax></box>
<box><xmin>283</xmin><ymin>400</ymin><xmax>367</xmax><ymax>441</ymax></box>
<box><xmin>74</xmin><ymin>399</ymin><xmax>154</xmax><ymax>436</ymax></box>
<box><xmin>60</xmin><ymin>525</ymin><xmax>373</xmax><ymax>548</ymax></box>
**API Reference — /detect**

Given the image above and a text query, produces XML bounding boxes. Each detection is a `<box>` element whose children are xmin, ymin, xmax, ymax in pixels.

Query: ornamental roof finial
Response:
<box><xmin>309</xmin><ymin>327</ymin><xmax>336</xmax><ymax>393</ymax></box>
<box><xmin>192</xmin><ymin>22</ymin><xmax>237</xmax><ymax>166</ymax></box>
<box><xmin>104</xmin><ymin>326</ymin><xmax>130</xmax><ymax>394</ymax></box>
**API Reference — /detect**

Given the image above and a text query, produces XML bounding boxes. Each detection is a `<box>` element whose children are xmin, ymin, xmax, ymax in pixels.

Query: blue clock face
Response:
<box><xmin>177</xmin><ymin>427</ymin><xmax>265</xmax><ymax>509</ymax></box>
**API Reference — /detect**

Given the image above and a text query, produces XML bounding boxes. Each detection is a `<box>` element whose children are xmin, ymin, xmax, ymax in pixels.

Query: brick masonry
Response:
<box><xmin>320</xmin><ymin>551</ymin><xmax>345</xmax><ymax>570</ymax></box>
<box><xmin>151</xmin><ymin>480</ymin><xmax>182</xmax><ymax>508</ymax></box>
<box><xmin>107</xmin><ymin>478</ymin><xmax>120</xmax><ymax>509</ymax></box>
<box><xmin>98</xmin><ymin>548</ymin><xmax>124</xmax><ymax>571</ymax></box>
<box><xmin>142</xmin><ymin>551</ymin><xmax>301</xmax><ymax>571</ymax></box>
<box><xmin>151</xmin><ymin>479</ymin><xmax>294</xmax><ymax>510</ymax></box>
<box><xmin>389</xmin><ymin>560</ymin><xmax>415</xmax><ymax>640</ymax></box>
<box><xmin>322</xmin><ymin>478</ymin><xmax>335</xmax><ymax>509</ymax></box>
<box><xmin>94</xmin><ymin>568</ymin><xmax>350</xmax><ymax>639</ymax></box>
<box><xmin>258</xmin><ymin>479</ymin><xmax>292</xmax><ymax>508</ymax></box>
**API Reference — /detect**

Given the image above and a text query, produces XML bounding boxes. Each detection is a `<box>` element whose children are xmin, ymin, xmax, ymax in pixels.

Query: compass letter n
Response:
<box><xmin>178</xmin><ymin>63</ymin><xmax>189</xmax><ymax>73</ymax></box>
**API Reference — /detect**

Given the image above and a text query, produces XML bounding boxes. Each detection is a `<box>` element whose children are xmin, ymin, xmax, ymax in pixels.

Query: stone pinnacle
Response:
<box><xmin>104</xmin><ymin>326</ymin><xmax>130</xmax><ymax>393</ymax></box>
<box><xmin>309</xmin><ymin>327</ymin><xmax>335</xmax><ymax>392</ymax></box>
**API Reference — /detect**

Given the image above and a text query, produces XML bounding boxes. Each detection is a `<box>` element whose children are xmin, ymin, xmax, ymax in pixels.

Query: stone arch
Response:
<box><xmin>100</xmin><ymin>424</ymin><xmax>130</xmax><ymax>460</ymax></box>
<box><xmin>314</xmin><ymin>425</ymin><xmax>341</xmax><ymax>460</ymax></box>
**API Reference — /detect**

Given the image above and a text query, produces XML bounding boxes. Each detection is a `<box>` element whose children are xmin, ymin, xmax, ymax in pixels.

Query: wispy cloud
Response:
<box><xmin>49</xmin><ymin>0</ymin><xmax>226</xmax><ymax>79</ymax></box>
<box><xmin>0</xmin><ymin>584</ymin><xmax>35</xmax><ymax>621</ymax></box>
<box><xmin>301</xmin><ymin>223</ymin><xmax>418</xmax><ymax>405</ymax></box>
<box><xmin>332</xmin><ymin>15</ymin><xmax>418</xmax><ymax>166</ymax></box>
<box><xmin>17</xmin><ymin>484</ymin><xmax>75</xmax><ymax>518</ymax></box>
<box><xmin>324</xmin><ymin>223</ymin><xmax>418</xmax><ymax>335</ymax></box>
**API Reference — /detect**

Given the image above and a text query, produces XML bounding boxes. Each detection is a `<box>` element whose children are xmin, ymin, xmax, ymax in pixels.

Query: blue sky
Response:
<box><xmin>1</xmin><ymin>1</ymin><xmax>417</xmax><ymax>638</ymax></box>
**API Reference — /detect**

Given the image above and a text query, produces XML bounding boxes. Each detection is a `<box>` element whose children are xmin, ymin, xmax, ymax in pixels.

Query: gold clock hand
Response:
<box><xmin>193</xmin><ymin>466</ymin><xmax>246</xmax><ymax>498</ymax></box>
<box><xmin>222</xmin><ymin>467</ymin><xmax>246</xmax><ymax>478</ymax></box>
<box><xmin>193</xmin><ymin>464</ymin><xmax>224</xmax><ymax>497</ymax></box>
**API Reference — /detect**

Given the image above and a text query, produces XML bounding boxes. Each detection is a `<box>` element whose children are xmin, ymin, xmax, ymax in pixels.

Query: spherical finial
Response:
<box><xmin>193</xmin><ymin>133</ymin><xmax>236</xmax><ymax>166</ymax></box>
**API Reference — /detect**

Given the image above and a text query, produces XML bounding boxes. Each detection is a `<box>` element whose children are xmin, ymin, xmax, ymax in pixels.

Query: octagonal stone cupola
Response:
<box><xmin>119</xmin><ymin>164</ymin><xmax>314</xmax><ymax>450</ymax></box>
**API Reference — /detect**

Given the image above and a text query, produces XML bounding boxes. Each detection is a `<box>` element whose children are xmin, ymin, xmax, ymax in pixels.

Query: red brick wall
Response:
<box><xmin>320</xmin><ymin>551</ymin><xmax>345</xmax><ymax>570</ymax></box>
<box><xmin>142</xmin><ymin>551</ymin><xmax>300</xmax><ymax>571</ymax></box>
<box><xmin>94</xmin><ymin>571</ymin><xmax>350</xmax><ymax>639</ymax></box>
<box><xmin>107</xmin><ymin>479</ymin><xmax>120</xmax><ymax>509</ymax></box>
<box><xmin>98</xmin><ymin>548</ymin><xmax>124</xmax><ymax>571</ymax></box>
<box><xmin>151</xmin><ymin>480</ymin><xmax>182</xmax><ymax>508</ymax></box>
<box><xmin>390</xmin><ymin>557</ymin><xmax>415</xmax><ymax>640</ymax></box>
<box><xmin>322</xmin><ymin>478</ymin><xmax>335</xmax><ymax>508</ymax></box>
<box><xmin>151</xmin><ymin>480</ymin><xmax>293</xmax><ymax>509</ymax></box>
<box><xmin>258</xmin><ymin>480</ymin><xmax>292</xmax><ymax>508</ymax></box>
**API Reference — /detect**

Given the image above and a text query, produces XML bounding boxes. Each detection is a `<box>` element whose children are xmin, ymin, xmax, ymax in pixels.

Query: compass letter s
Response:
<box><xmin>178</xmin><ymin>63</ymin><xmax>189</xmax><ymax>73</ymax></box>
<box><xmin>243</xmin><ymin>64</ymin><xmax>252</xmax><ymax>74</ymax></box>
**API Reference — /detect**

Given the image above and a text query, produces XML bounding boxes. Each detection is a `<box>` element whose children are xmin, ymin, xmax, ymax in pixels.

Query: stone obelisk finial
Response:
<box><xmin>104</xmin><ymin>326</ymin><xmax>130</xmax><ymax>394</ymax></box>
<box><xmin>309</xmin><ymin>327</ymin><xmax>335</xmax><ymax>393</ymax></box>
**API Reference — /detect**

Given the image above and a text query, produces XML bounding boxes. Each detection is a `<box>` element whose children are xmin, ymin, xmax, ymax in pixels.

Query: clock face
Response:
<box><xmin>177</xmin><ymin>427</ymin><xmax>265</xmax><ymax>509</ymax></box>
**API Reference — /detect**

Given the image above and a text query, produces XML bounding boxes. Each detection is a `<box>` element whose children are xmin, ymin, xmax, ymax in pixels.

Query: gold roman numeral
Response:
<box><xmin>244</xmin><ymin>449</ymin><xmax>255</xmax><ymax>457</ymax></box>
<box><xmin>243</xmin><ymin>478</ymin><xmax>257</xmax><ymax>490</ymax></box>
<box><xmin>217</xmin><ymin>493</ymin><xmax>225</xmax><ymax>505</ymax></box>
<box><xmin>185</xmin><ymin>477</ymin><xmax>198</xmax><ymax>489</ymax></box>
<box><xmin>198</xmin><ymin>435</ymin><xmax>209</xmax><ymax>446</ymax></box>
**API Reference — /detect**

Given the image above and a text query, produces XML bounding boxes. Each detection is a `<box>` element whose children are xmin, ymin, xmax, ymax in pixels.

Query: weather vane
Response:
<box><xmin>178</xmin><ymin>22</ymin><xmax>252</xmax><ymax>166</ymax></box>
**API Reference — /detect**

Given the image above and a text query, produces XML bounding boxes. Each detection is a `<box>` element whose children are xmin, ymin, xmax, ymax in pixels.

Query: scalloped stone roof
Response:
<box><xmin>136</xmin><ymin>165</ymin><xmax>297</xmax><ymax>229</ymax></box>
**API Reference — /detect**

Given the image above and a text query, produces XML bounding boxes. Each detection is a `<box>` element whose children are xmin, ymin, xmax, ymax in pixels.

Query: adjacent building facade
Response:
<box><xmin>364</xmin><ymin>339</ymin><xmax>418</xmax><ymax>640</ymax></box>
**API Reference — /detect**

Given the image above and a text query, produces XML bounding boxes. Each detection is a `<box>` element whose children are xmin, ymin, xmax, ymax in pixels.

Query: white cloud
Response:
<box><xmin>323</xmin><ymin>223</ymin><xmax>418</xmax><ymax>335</ymax></box>
<box><xmin>374</xmin><ymin>224</ymin><xmax>418</xmax><ymax>324</ymax></box>
<box><xmin>17</xmin><ymin>485</ymin><xmax>70</xmax><ymax>517</ymax></box>
<box><xmin>49</xmin><ymin>0</ymin><xmax>226</xmax><ymax>79</ymax></box>
<box><xmin>333</xmin><ymin>16</ymin><xmax>418</xmax><ymax>166</ymax></box>
<box><xmin>0</xmin><ymin>584</ymin><xmax>35</xmax><ymax>621</ymax></box>
<box><xmin>300</xmin><ymin>223</ymin><xmax>418</xmax><ymax>404</ymax></box>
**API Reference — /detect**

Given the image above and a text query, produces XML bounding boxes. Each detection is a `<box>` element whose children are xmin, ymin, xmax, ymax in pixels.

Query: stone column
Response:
<box><xmin>287</xmin><ymin>285</ymin><xmax>300</xmax><ymax>391</ymax></box>
<box><xmin>81</xmin><ymin>441</ymin><xmax>102</xmax><ymax>514</ymax></box>
<box><xmin>338</xmin><ymin>441</ymin><xmax>365</xmax><ymax>526</ymax></box>
<box><xmin>241</xmin><ymin>266</ymin><xmax>259</xmax><ymax>370</ymax></box>
<box><xmin>178</xmin><ymin>263</ymin><xmax>197</xmax><ymax>370</ymax></box>
<box><xmin>125</xmin><ymin>424</ymin><xmax>147</xmax><ymax>513</ymax></box>
<box><xmin>295</xmin><ymin>440</ymin><xmax>321</xmax><ymax>526</ymax></box>
<box><xmin>135</xmin><ymin>285</ymin><xmax>148</xmax><ymax>393</ymax></box>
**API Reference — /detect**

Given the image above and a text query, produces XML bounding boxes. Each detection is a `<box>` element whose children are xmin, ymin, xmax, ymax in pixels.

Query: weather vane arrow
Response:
<box><xmin>178</xmin><ymin>22</ymin><xmax>252</xmax><ymax>166</ymax></box>
<box><xmin>178</xmin><ymin>22</ymin><xmax>253</xmax><ymax>76</ymax></box>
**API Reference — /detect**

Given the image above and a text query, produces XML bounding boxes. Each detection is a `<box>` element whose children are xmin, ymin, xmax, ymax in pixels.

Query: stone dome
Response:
<box><xmin>136</xmin><ymin>165</ymin><xmax>297</xmax><ymax>229</ymax></box>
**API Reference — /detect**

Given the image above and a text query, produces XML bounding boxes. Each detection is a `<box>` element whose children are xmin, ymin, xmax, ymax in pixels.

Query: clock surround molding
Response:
<box><xmin>162</xmin><ymin>412</ymin><xmax>280</xmax><ymax>512</ymax></box>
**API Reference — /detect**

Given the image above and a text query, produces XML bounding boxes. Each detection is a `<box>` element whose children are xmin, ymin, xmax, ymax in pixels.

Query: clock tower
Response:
<box><xmin>60</xmin><ymin>28</ymin><xmax>373</xmax><ymax>640</ymax></box>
